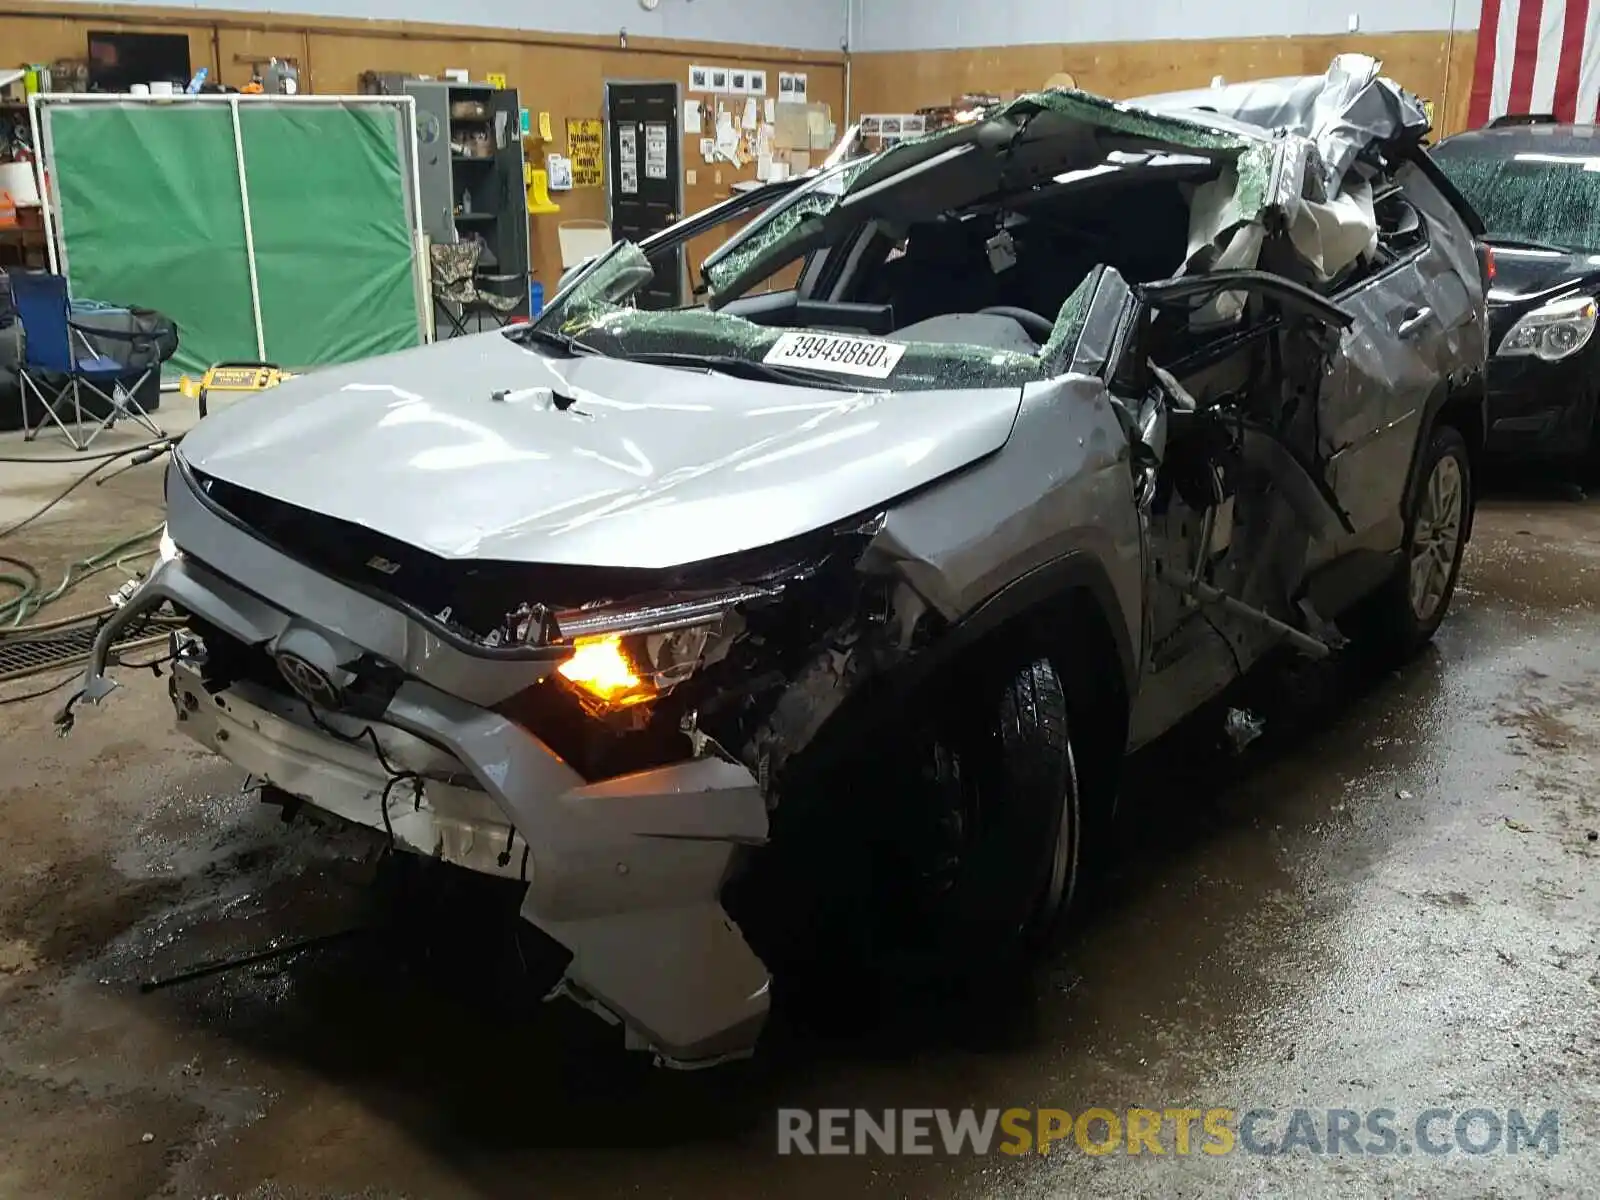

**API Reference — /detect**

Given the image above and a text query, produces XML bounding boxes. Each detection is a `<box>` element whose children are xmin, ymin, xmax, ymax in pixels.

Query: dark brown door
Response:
<box><xmin>606</xmin><ymin>81</ymin><xmax>682</xmax><ymax>309</ymax></box>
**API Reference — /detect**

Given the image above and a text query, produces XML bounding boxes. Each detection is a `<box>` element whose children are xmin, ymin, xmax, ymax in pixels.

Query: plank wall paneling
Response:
<box><xmin>849</xmin><ymin>30</ymin><xmax>1481</xmax><ymax>138</ymax></box>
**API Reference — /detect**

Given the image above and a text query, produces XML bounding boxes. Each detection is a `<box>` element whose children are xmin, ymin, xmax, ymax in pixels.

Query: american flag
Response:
<box><xmin>1469</xmin><ymin>0</ymin><xmax>1600</xmax><ymax>126</ymax></box>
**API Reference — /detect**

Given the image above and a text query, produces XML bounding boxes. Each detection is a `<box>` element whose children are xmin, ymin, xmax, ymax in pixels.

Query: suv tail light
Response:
<box><xmin>1477</xmin><ymin>243</ymin><xmax>1497</xmax><ymax>290</ymax></box>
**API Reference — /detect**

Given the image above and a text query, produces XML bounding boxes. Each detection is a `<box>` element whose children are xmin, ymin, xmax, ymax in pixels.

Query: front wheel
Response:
<box><xmin>732</xmin><ymin>652</ymin><xmax>1082</xmax><ymax>988</ymax></box>
<box><xmin>1361</xmin><ymin>424</ymin><xmax>1473</xmax><ymax>658</ymax></box>
<box><xmin>892</xmin><ymin>654</ymin><xmax>1082</xmax><ymax>968</ymax></box>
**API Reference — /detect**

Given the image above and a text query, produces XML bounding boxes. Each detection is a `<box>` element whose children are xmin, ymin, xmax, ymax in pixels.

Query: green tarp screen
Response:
<box><xmin>44</xmin><ymin>98</ymin><xmax>424</xmax><ymax>378</ymax></box>
<box><xmin>238</xmin><ymin>104</ymin><xmax>420</xmax><ymax>366</ymax></box>
<box><xmin>49</xmin><ymin>104</ymin><xmax>256</xmax><ymax>378</ymax></box>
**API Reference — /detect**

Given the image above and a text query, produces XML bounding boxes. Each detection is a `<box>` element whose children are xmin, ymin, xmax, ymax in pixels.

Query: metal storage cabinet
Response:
<box><xmin>404</xmin><ymin>79</ymin><xmax>530</xmax><ymax>316</ymax></box>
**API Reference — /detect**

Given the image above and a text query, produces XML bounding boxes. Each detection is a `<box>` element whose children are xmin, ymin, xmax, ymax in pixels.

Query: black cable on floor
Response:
<box><xmin>0</xmin><ymin>670</ymin><xmax>80</xmax><ymax>706</ymax></box>
<box><xmin>0</xmin><ymin>451</ymin><xmax>131</xmax><ymax>542</ymax></box>
<box><xmin>0</xmin><ymin>438</ymin><xmax>167</xmax><ymax>465</ymax></box>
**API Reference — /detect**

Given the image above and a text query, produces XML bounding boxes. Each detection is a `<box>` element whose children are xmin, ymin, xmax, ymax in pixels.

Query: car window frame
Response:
<box><xmin>1106</xmin><ymin>268</ymin><xmax>1355</xmax><ymax>396</ymax></box>
<box><xmin>1331</xmin><ymin>184</ymin><xmax>1433</xmax><ymax>305</ymax></box>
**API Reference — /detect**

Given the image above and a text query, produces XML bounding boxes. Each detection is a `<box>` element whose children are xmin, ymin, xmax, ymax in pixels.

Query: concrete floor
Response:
<box><xmin>1</xmin><ymin>421</ymin><xmax>1598</xmax><ymax>1198</ymax></box>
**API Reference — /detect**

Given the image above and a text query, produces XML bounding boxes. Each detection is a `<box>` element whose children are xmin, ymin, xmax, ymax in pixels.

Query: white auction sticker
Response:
<box><xmin>762</xmin><ymin>331</ymin><xmax>907</xmax><ymax>379</ymax></box>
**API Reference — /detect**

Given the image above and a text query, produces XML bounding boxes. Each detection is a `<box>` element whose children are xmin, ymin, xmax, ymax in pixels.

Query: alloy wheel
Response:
<box><xmin>1409</xmin><ymin>454</ymin><xmax>1465</xmax><ymax>622</ymax></box>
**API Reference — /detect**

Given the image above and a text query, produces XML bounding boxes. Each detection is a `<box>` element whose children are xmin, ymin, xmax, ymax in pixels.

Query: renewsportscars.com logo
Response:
<box><xmin>776</xmin><ymin>1107</ymin><xmax>1561</xmax><ymax>1158</ymax></box>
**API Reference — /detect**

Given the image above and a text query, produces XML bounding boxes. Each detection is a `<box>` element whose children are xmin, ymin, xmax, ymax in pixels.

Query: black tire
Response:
<box><xmin>732</xmin><ymin>652</ymin><xmax>1082</xmax><ymax>987</ymax></box>
<box><xmin>896</xmin><ymin>654</ymin><xmax>1081</xmax><ymax>967</ymax></box>
<box><xmin>1361</xmin><ymin>423</ymin><xmax>1472</xmax><ymax>658</ymax></box>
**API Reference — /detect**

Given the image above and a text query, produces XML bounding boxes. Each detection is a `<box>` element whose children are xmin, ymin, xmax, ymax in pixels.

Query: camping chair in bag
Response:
<box><xmin>429</xmin><ymin>241</ymin><xmax>522</xmax><ymax>338</ymax></box>
<box><xmin>11</xmin><ymin>272</ymin><xmax>165</xmax><ymax>451</ymax></box>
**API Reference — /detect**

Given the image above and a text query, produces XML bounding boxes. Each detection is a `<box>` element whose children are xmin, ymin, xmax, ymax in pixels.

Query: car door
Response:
<box><xmin>1321</xmin><ymin>181</ymin><xmax>1475</xmax><ymax>545</ymax></box>
<box><xmin>1093</xmin><ymin>269</ymin><xmax>1356</xmax><ymax>688</ymax></box>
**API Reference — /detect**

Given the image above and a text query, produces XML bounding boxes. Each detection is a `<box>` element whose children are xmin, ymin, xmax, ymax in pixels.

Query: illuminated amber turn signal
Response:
<box><xmin>557</xmin><ymin>635</ymin><xmax>655</xmax><ymax>708</ymax></box>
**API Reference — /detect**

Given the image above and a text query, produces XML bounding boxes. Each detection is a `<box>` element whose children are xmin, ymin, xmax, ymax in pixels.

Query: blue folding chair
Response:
<box><xmin>11</xmin><ymin>271</ymin><xmax>164</xmax><ymax>451</ymax></box>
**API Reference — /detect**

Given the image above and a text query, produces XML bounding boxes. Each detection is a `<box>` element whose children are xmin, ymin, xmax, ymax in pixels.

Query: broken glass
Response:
<box><xmin>1431</xmin><ymin>150</ymin><xmax>1600</xmax><ymax>253</ymax></box>
<box><xmin>527</xmin><ymin>64</ymin><xmax>1399</xmax><ymax>396</ymax></box>
<box><xmin>700</xmin><ymin>161</ymin><xmax>866</xmax><ymax>295</ymax></box>
<box><xmin>550</xmin><ymin>302</ymin><xmax>1049</xmax><ymax>394</ymax></box>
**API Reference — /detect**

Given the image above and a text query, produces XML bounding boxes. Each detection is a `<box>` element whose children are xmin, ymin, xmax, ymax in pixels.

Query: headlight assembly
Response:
<box><xmin>1498</xmin><ymin>294</ymin><xmax>1598</xmax><ymax>361</ymax></box>
<box><xmin>547</xmin><ymin>585</ymin><xmax>774</xmax><ymax>714</ymax></box>
<box><xmin>556</xmin><ymin>624</ymin><xmax>721</xmax><ymax>713</ymax></box>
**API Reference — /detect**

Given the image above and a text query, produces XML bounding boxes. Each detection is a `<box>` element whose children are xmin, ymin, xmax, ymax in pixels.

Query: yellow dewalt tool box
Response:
<box><xmin>179</xmin><ymin>362</ymin><xmax>295</xmax><ymax>417</ymax></box>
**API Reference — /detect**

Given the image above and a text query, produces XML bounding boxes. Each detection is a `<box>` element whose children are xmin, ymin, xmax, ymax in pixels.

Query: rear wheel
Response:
<box><xmin>1360</xmin><ymin>424</ymin><xmax>1472</xmax><ymax>657</ymax></box>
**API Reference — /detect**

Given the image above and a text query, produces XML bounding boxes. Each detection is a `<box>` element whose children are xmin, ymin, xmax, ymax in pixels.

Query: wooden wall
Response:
<box><xmin>849</xmin><ymin>30</ymin><xmax>1481</xmax><ymax>139</ymax></box>
<box><xmin>1</xmin><ymin>0</ymin><xmax>846</xmax><ymax>295</ymax></box>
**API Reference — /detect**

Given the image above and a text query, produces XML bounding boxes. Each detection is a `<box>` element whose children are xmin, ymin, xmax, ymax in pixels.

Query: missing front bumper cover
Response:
<box><xmin>72</xmin><ymin>551</ymin><xmax>776</xmax><ymax>1068</ymax></box>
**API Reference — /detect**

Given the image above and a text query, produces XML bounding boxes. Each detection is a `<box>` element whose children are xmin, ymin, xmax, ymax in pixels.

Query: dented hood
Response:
<box><xmin>175</xmin><ymin>331</ymin><xmax>1024</xmax><ymax>569</ymax></box>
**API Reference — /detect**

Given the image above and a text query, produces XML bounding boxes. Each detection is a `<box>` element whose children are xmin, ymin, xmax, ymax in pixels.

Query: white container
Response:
<box><xmin>148</xmin><ymin>80</ymin><xmax>174</xmax><ymax>96</ymax></box>
<box><xmin>129</xmin><ymin>83</ymin><xmax>150</xmax><ymax>95</ymax></box>
<box><xmin>0</xmin><ymin>162</ymin><xmax>40</xmax><ymax>207</ymax></box>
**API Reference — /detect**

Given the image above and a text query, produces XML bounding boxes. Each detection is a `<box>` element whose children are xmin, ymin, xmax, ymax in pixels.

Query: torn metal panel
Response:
<box><xmin>1143</xmin><ymin>54</ymin><xmax>1435</xmax><ymax>291</ymax></box>
<box><xmin>1134</xmin><ymin>52</ymin><xmax>1431</xmax><ymax>197</ymax></box>
<box><xmin>1181</xmin><ymin>137</ymin><xmax>1376</xmax><ymax>293</ymax></box>
<box><xmin>168</xmin><ymin>661</ymin><xmax>530</xmax><ymax>880</ymax></box>
<box><xmin>1288</xmin><ymin>177</ymin><xmax>1380</xmax><ymax>281</ymax></box>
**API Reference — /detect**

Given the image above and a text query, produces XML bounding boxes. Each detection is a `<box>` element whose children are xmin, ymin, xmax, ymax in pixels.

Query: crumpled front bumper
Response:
<box><xmin>77</xmin><ymin>466</ymin><xmax>773</xmax><ymax>1068</ymax></box>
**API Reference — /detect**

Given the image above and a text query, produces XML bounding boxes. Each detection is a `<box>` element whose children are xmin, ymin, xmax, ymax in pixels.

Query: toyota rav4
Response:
<box><xmin>74</xmin><ymin>55</ymin><xmax>1488</xmax><ymax>1068</ymax></box>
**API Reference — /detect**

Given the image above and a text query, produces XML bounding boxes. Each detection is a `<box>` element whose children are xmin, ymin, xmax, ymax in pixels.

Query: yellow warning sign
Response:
<box><xmin>567</xmin><ymin>118</ymin><xmax>604</xmax><ymax>188</ymax></box>
<box><xmin>486</xmin><ymin>72</ymin><xmax>507</xmax><ymax>89</ymax></box>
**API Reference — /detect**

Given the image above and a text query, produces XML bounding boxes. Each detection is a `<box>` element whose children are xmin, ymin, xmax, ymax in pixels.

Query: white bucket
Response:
<box><xmin>0</xmin><ymin>162</ymin><xmax>40</xmax><ymax>207</ymax></box>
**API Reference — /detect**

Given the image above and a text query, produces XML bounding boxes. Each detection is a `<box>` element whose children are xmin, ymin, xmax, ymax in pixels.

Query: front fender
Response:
<box><xmin>861</xmin><ymin>372</ymin><xmax>1144</xmax><ymax>696</ymax></box>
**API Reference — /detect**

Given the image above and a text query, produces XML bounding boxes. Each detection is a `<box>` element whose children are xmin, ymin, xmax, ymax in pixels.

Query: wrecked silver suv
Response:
<box><xmin>75</xmin><ymin>55</ymin><xmax>1487</xmax><ymax>1068</ymax></box>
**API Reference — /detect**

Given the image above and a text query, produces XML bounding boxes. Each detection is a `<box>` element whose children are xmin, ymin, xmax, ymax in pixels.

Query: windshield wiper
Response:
<box><xmin>1484</xmin><ymin>234</ymin><xmax>1574</xmax><ymax>254</ymax></box>
<box><xmin>618</xmin><ymin>350</ymin><xmax>876</xmax><ymax>391</ymax></box>
<box><xmin>513</xmin><ymin>325</ymin><xmax>598</xmax><ymax>355</ymax></box>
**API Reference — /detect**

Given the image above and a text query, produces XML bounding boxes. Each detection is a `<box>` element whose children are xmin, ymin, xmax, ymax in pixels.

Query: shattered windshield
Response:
<box><xmin>1431</xmin><ymin>147</ymin><xmax>1600</xmax><ymax>253</ymax></box>
<box><xmin>521</xmin><ymin>87</ymin><xmax>1268</xmax><ymax>393</ymax></box>
<box><xmin>542</xmin><ymin>242</ymin><xmax>1102</xmax><ymax>394</ymax></box>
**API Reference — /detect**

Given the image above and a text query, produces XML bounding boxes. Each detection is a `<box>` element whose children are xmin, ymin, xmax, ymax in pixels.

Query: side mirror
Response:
<box><xmin>557</xmin><ymin>257</ymin><xmax>595</xmax><ymax>294</ymax></box>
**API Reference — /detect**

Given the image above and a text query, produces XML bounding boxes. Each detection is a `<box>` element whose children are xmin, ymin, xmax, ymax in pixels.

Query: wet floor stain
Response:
<box><xmin>0</xmin><ymin>494</ymin><xmax>1598</xmax><ymax>1198</ymax></box>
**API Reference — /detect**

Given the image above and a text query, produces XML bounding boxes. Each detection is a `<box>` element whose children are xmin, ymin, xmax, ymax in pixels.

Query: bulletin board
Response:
<box><xmin>499</xmin><ymin>46</ymin><xmax>845</xmax><ymax>296</ymax></box>
<box><xmin>675</xmin><ymin>64</ymin><xmax>836</xmax><ymax>295</ymax></box>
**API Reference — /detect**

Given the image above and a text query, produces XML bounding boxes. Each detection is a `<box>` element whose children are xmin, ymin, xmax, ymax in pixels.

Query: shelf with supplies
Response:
<box><xmin>402</xmin><ymin>77</ymin><xmax>530</xmax><ymax>324</ymax></box>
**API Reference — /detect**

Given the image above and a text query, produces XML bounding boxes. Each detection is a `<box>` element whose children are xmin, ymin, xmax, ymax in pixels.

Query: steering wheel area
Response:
<box><xmin>977</xmin><ymin>305</ymin><xmax>1055</xmax><ymax>341</ymax></box>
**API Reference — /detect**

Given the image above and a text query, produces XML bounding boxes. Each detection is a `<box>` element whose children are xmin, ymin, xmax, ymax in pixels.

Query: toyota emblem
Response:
<box><xmin>274</xmin><ymin>651</ymin><xmax>345</xmax><ymax>710</ymax></box>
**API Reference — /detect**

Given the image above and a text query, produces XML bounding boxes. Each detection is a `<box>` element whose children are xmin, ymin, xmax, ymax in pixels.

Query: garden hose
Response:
<box><xmin>0</xmin><ymin>525</ymin><xmax>164</xmax><ymax>628</ymax></box>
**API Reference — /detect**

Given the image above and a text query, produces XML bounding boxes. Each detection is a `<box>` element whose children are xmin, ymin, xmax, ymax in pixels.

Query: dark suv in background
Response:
<box><xmin>1432</xmin><ymin>117</ymin><xmax>1600</xmax><ymax>471</ymax></box>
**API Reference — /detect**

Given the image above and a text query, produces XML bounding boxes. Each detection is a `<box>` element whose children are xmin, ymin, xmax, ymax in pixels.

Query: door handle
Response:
<box><xmin>1397</xmin><ymin>306</ymin><xmax>1433</xmax><ymax>338</ymax></box>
